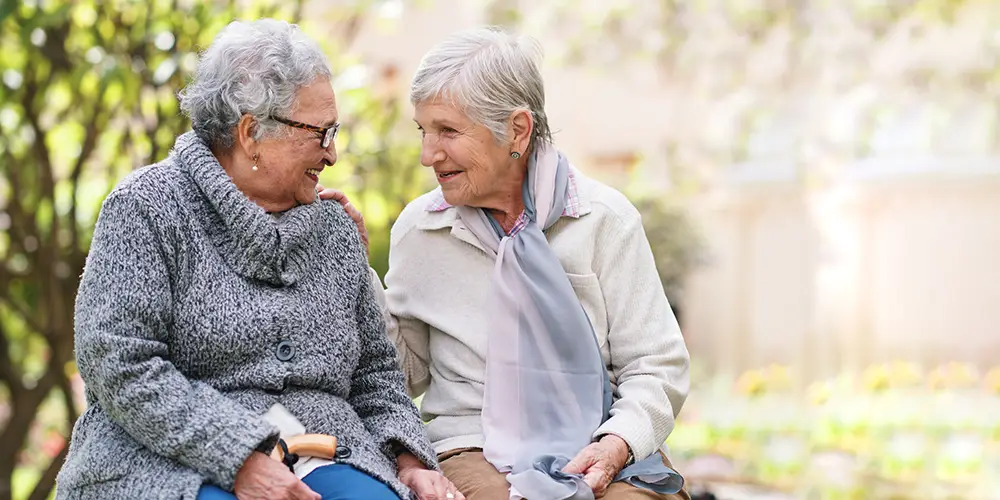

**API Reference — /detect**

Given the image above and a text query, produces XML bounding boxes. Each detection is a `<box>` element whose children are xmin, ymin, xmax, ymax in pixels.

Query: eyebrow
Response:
<box><xmin>322</xmin><ymin>117</ymin><xmax>339</xmax><ymax>128</ymax></box>
<box><xmin>414</xmin><ymin>118</ymin><xmax>460</xmax><ymax>128</ymax></box>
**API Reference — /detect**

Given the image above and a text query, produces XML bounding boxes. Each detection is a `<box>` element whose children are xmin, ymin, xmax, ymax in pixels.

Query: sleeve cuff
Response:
<box><xmin>380</xmin><ymin>432</ymin><xmax>439</xmax><ymax>472</ymax></box>
<box><xmin>594</xmin><ymin>415</ymin><xmax>660</xmax><ymax>462</ymax></box>
<box><xmin>187</xmin><ymin>416</ymin><xmax>280</xmax><ymax>490</ymax></box>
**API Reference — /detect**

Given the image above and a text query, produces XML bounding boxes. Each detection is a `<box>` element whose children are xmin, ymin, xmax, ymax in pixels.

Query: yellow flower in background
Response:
<box><xmin>927</xmin><ymin>367</ymin><xmax>946</xmax><ymax>390</ymax></box>
<box><xmin>862</xmin><ymin>364</ymin><xmax>891</xmax><ymax>392</ymax></box>
<box><xmin>951</xmin><ymin>362</ymin><xmax>979</xmax><ymax>386</ymax></box>
<box><xmin>714</xmin><ymin>437</ymin><xmax>751</xmax><ymax>459</ymax></box>
<box><xmin>985</xmin><ymin>367</ymin><xmax>1000</xmax><ymax>394</ymax></box>
<box><xmin>888</xmin><ymin>360</ymin><xmax>922</xmax><ymax>387</ymax></box>
<box><xmin>838</xmin><ymin>434</ymin><xmax>872</xmax><ymax>456</ymax></box>
<box><xmin>807</xmin><ymin>380</ymin><xmax>833</xmax><ymax>405</ymax></box>
<box><xmin>765</xmin><ymin>364</ymin><xmax>793</xmax><ymax>391</ymax></box>
<box><xmin>861</xmin><ymin>361</ymin><xmax>924</xmax><ymax>392</ymax></box>
<box><xmin>928</xmin><ymin>362</ymin><xmax>979</xmax><ymax>391</ymax></box>
<box><xmin>735</xmin><ymin>364</ymin><xmax>795</xmax><ymax>398</ymax></box>
<box><xmin>736</xmin><ymin>369</ymin><xmax>767</xmax><ymax>397</ymax></box>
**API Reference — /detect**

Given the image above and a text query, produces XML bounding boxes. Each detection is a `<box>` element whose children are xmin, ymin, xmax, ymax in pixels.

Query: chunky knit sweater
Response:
<box><xmin>55</xmin><ymin>131</ymin><xmax>436</xmax><ymax>499</ymax></box>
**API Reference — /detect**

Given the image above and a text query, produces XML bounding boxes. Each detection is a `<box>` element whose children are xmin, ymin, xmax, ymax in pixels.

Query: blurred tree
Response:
<box><xmin>631</xmin><ymin>197</ymin><xmax>706</xmax><ymax>326</ymax></box>
<box><xmin>0</xmin><ymin>1</ymin><xmax>426</xmax><ymax>499</ymax></box>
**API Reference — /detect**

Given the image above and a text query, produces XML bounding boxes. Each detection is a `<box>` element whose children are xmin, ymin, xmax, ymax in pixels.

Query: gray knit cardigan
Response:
<box><xmin>55</xmin><ymin>132</ymin><xmax>437</xmax><ymax>499</ymax></box>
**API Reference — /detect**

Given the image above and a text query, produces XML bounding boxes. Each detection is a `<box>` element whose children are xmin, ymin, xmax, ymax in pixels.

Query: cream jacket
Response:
<box><xmin>372</xmin><ymin>168</ymin><xmax>690</xmax><ymax>462</ymax></box>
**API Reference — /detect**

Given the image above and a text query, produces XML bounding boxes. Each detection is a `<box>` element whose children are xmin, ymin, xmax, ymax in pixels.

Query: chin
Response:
<box><xmin>441</xmin><ymin>192</ymin><xmax>469</xmax><ymax>208</ymax></box>
<box><xmin>298</xmin><ymin>191</ymin><xmax>318</xmax><ymax>205</ymax></box>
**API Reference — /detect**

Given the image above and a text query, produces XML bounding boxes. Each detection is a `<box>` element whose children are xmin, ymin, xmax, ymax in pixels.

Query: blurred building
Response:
<box><xmin>309</xmin><ymin>0</ymin><xmax>1000</xmax><ymax>382</ymax></box>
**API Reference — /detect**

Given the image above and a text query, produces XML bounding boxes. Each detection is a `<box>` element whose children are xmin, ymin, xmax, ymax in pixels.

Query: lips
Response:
<box><xmin>436</xmin><ymin>170</ymin><xmax>463</xmax><ymax>183</ymax></box>
<box><xmin>305</xmin><ymin>168</ymin><xmax>321</xmax><ymax>182</ymax></box>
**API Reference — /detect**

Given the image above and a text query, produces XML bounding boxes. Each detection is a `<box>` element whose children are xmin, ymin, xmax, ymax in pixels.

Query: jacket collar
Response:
<box><xmin>414</xmin><ymin>165</ymin><xmax>593</xmax><ymax>253</ymax></box>
<box><xmin>417</xmin><ymin>165</ymin><xmax>592</xmax><ymax>231</ymax></box>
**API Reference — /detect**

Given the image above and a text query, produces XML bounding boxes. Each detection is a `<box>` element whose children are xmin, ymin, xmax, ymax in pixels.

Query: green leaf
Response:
<box><xmin>0</xmin><ymin>0</ymin><xmax>15</xmax><ymax>24</ymax></box>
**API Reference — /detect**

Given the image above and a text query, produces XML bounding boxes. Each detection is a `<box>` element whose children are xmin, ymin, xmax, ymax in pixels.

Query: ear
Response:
<box><xmin>510</xmin><ymin>109</ymin><xmax>533</xmax><ymax>156</ymax></box>
<box><xmin>235</xmin><ymin>114</ymin><xmax>259</xmax><ymax>158</ymax></box>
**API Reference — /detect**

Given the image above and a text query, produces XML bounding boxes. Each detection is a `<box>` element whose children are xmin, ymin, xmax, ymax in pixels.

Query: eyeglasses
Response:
<box><xmin>270</xmin><ymin>116</ymin><xmax>340</xmax><ymax>149</ymax></box>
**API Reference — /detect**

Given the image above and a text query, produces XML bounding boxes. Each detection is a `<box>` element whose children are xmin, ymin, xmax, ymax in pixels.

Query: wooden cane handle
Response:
<box><xmin>270</xmin><ymin>434</ymin><xmax>338</xmax><ymax>461</ymax></box>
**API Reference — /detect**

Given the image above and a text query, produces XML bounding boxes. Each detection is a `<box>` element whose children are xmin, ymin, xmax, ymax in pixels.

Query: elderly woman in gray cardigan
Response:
<box><xmin>324</xmin><ymin>27</ymin><xmax>691</xmax><ymax>500</ymax></box>
<box><xmin>55</xmin><ymin>19</ymin><xmax>461</xmax><ymax>500</ymax></box>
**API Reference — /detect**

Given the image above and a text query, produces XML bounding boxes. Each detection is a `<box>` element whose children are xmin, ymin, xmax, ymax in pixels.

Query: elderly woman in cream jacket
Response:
<box><xmin>326</xmin><ymin>27</ymin><xmax>690</xmax><ymax>500</ymax></box>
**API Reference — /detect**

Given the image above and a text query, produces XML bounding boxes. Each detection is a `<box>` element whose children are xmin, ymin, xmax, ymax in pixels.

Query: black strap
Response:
<box><xmin>276</xmin><ymin>438</ymin><xmax>299</xmax><ymax>473</ymax></box>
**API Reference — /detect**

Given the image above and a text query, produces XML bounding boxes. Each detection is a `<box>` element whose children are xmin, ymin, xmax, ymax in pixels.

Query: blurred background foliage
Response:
<box><xmin>0</xmin><ymin>1</ymin><xmax>703</xmax><ymax>498</ymax></box>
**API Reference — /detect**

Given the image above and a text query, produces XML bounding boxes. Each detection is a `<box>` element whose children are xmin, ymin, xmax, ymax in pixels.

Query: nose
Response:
<box><xmin>322</xmin><ymin>142</ymin><xmax>337</xmax><ymax>166</ymax></box>
<box><xmin>419</xmin><ymin>134</ymin><xmax>446</xmax><ymax>167</ymax></box>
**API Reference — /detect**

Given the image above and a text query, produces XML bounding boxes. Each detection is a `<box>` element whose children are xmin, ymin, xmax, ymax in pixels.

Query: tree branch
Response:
<box><xmin>56</xmin><ymin>370</ymin><xmax>78</xmax><ymax>424</ymax></box>
<box><xmin>21</xmin><ymin>66</ymin><xmax>56</xmax><ymax>206</ymax></box>
<box><xmin>336</xmin><ymin>11</ymin><xmax>364</xmax><ymax>50</ymax></box>
<box><xmin>0</xmin><ymin>370</ymin><xmax>58</xmax><ymax>480</ymax></box>
<box><xmin>0</xmin><ymin>294</ymin><xmax>46</xmax><ymax>337</ymax></box>
<box><xmin>26</xmin><ymin>442</ymin><xmax>67</xmax><ymax>500</ymax></box>
<box><xmin>18</xmin><ymin>64</ymin><xmax>54</xmax><ymax>298</ymax></box>
<box><xmin>0</xmin><ymin>320</ymin><xmax>22</xmax><ymax>397</ymax></box>
<box><xmin>68</xmin><ymin>83</ymin><xmax>115</xmax><ymax>273</ymax></box>
<box><xmin>1</xmin><ymin>147</ymin><xmax>35</xmax><ymax>252</ymax></box>
<box><xmin>26</xmin><ymin>363</ymin><xmax>77</xmax><ymax>500</ymax></box>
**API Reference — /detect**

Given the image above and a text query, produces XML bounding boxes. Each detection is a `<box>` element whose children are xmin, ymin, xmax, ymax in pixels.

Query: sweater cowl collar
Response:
<box><xmin>172</xmin><ymin>131</ymin><xmax>326</xmax><ymax>286</ymax></box>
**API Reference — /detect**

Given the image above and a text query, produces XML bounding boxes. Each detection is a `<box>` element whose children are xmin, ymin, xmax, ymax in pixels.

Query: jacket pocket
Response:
<box><xmin>565</xmin><ymin>272</ymin><xmax>609</xmax><ymax>348</ymax></box>
<box><xmin>57</xmin><ymin>410</ymin><xmax>135</xmax><ymax>489</ymax></box>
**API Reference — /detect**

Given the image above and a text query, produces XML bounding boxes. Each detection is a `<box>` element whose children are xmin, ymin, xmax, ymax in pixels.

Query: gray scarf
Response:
<box><xmin>457</xmin><ymin>146</ymin><xmax>683</xmax><ymax>499</ymax></box>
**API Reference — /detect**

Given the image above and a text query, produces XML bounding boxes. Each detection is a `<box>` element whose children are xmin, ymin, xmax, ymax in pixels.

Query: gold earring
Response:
<box><xmin>252</xmin><ymin>153</ymin><xmax>259</xmax><ymax>171</ymax></box>
<box><xmin>510</xmin><ymin>151</ymin><xmax>521</xmax><ymax>159</ymax></box>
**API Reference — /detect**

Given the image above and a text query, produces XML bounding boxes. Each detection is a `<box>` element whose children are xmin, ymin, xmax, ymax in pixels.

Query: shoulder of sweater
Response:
<box><xmin>315</xmin><ymin>197</ymin><xmax>356</xmax><ymax>228</ymax></box>
<box><xmin>104</xmin><ymin>157</ymin><xmax>184</xmax><ymax>215</ymax></box>
<box><xmin>94</xmin><ymin>161</ymin><xmax>184</xmax><ymax>260</ymax></box>
<box><xmin>316</xmin><ymin>198</ymin><xmax>368</xmax><ymax>258</ymax></box>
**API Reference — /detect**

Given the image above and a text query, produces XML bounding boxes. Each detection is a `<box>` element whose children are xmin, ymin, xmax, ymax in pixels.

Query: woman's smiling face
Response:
<box><xmin>413</xmin><ymin>97</ymin><xmax>518</xmax><ymax>210</ymax></box>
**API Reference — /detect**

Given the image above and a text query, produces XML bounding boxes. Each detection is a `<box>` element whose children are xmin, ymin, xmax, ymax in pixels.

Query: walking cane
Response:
<box><xmin>270</xmin><ymin>434</ymin><xmax>338</xmax><ymax>473</ymax></box>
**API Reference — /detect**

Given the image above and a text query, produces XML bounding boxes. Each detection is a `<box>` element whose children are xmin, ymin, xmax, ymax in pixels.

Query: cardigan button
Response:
<box><xmin>275</xmin><ymin>341</ymin><xmax>295</xmax><ymax>362</ymax></box>
<box><xmin>334</xmin><ymin>445</ymin><xmax>352</xmax><ymax>461</ymax></box>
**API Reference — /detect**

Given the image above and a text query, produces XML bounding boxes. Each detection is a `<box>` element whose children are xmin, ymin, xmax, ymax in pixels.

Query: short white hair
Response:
<box><xmin>410</xmin><ymin>26</ymin><xmax>552</xmax><ymax>152</ymax></box>
<box><xmin>178</xmin><ymin>19</ymin><xmax>332</xmax><ymax>149</ymax></box>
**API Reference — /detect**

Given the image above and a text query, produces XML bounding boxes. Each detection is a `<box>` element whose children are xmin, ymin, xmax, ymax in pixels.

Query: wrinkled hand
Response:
<box><xmin>562</xmin><ymin>435</ymin><xmax>631</xmax><ymax>498</ymax></box>
<box><xmin>397</xmin><ymin>452</ymin><xmax>465</xmax><ymax>500</ymax></box>
<box><xmin>317</xmin><ymin>185</ymin><xmax>368</xmax><ymax>253</ymax></box>
<box><xmin>233</xmin><ymin>451</ymin><xmax>320</xmax><ymax>500</ymax></box>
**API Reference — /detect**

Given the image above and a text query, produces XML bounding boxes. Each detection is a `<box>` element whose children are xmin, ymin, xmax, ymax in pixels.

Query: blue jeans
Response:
<box><xmin>197</xmin><ymin>464</ymin><xmax>400</xmax><ymax>500</ymax></box>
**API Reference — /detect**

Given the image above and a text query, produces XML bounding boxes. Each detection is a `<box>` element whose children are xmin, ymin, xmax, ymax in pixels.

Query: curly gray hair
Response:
<box><xmin>410</xmin><ymin>26</ymin><xmax>553</xmax><ymax>153</ymax></box>
<box><xmin>178</xmin><ymin>19</ymin><xmax>332</xmax><ymax>149</ymax></box>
